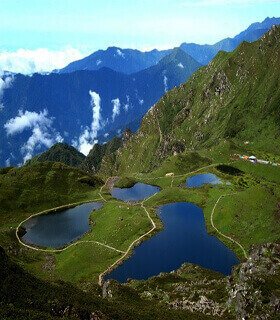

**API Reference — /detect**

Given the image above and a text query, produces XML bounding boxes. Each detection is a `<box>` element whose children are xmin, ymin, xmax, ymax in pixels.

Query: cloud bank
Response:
<box><xmin>0</xmin><ymin>48</ymin><xmax>84</xmax><ymax>74</ymax></box>
<box><xmin>4</xmin><ymin>109</ymin><xmax>52</xmax><ymax>135</ymax></box>
<box><xmin>111</xmin><ymin>98</ymin><xmax>121</xmax><ymax>121</ymax></box>
<box><xmin>4</xmin><ymin>109</ymin><xmax>63</xmax><ymax>163</ymax></box>
<box><xmin>0</xmin><ymin>71</ymin><xmax>13</xmax><ymax>110</ymax></box>
<box><xmin>75</xmin><ymin>91</ymin><xmax>102</xmax><ymax>155</ymax></box>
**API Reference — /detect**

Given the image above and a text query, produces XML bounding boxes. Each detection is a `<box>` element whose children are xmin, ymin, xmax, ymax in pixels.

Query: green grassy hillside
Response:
<box><xmin>115</xmin><ymin>26</ymin><xmax>280</xmax><ymax>174</ymax></box>
<box><xmin>1</xmin><ymin>246</ymin><xmax>213</xmax><ymax>320</ymax></box>
<box><xmin>0</xmin><ymin>161</ymin><xmax>102</xmax><ymax>215</ymax></box>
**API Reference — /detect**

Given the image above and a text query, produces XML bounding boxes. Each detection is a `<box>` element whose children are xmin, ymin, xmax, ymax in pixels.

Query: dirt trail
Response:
<box><xmin>211</xmin><ymin>194</ymin><xmax>248</xmax><ymax>259</ymax></box>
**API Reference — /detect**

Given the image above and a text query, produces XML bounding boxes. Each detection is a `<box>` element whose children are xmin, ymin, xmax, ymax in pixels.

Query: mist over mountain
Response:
<box><xmin>0</xmin><ymin>48</ymin><xmax>200</xmax><ymax>166</ymax></box>
<box><xmin>1</xmin><ymin>17</ymin><xmax>279</xmax><ymax>167</ymax></box>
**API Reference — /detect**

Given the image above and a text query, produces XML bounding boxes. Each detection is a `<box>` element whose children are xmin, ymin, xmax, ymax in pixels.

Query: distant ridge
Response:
<box><xmin>58</xmin><ymin>47</ymin><xmax>171</xmax><ymax>74</ymax></box>
<box><xmin>57</xmin><ymin>17</ymin><xmax>280</xmax><ymax>73</ymax></box>
<box><xmin>180</xmin><ymin>17</ymin><xmax>280</xmax><ymax>64</ymax></box>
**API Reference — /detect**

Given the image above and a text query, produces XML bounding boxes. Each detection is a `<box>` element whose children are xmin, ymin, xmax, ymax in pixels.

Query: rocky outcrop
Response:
<box><xmin>228</xmin><ymin>243</ymin><xmax>280</xmax><ymax>319</ymax></box>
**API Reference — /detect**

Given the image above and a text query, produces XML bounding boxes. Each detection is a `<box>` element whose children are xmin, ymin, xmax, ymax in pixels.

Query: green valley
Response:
<box><xmin>1</xmin><ymin>26</ymin><xmax>280</xmax><ymax>320</ymax></box>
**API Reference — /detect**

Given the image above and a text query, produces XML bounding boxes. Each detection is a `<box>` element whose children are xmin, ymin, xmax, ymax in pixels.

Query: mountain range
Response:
<box><xmin>59</xmin><ymin>17</ymin><xmax>280</xmax><ymax>72</ymax></box>
<box><xmin>0</xmin><ymin>48</ymin><xmax>200</xmax><ymax>166</ymax></box>
<box><xmin>31</xmin><ymin>25</ymin><xmax>280</xmax><ymax>177</ymax></box>
<box><xmin>1</xmin><ymin>20</ymin><xmax>280</xmax><ymax>320</ymax></box>
<box><xmin>111</xmin><ymin>25</ymin><xmax>280</xmax><ymax>174</ymax></box>
<box><xmin>0</xmin><ymin>17</ymin><xmax>279</xmax><ymax>167</ymax></box>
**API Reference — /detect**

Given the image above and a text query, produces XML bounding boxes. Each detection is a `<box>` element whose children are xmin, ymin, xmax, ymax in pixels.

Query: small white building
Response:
<box><xmin>249</xmin><ymin>156</ymin><xmax>257</xmax><ymax>163</ymax></box>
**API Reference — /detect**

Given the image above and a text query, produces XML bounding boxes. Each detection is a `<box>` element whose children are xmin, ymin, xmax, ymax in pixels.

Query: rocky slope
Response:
<box><xmin>104</xmin><ymin>243</ymin><xmax>280</xmax><ymax>319</ymax></box>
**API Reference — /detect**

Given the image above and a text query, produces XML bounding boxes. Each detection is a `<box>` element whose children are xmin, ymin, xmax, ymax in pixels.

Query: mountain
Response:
<box><xmin>58</xmin><ymin>47</ymin><xmax>171</xmax><ymax>74</ymax></box>
<box><xmin>111</xmin><ymin>26</ymin><xmax>280</xmax><ymax>174</ymax></box>
<box><xmin>27</xmin><ymin>142</ymin><xmax>86</xmax><ymax>167</ymax></box>
<box><xmin>0</xmin><ymin>49</ymin><xmax>201</xmax><ymax>167</ymax></box>
<box><xmin>180</xmin><ymin>17</ymin><xmax>280</xmax><ymax>64</ymax></box>
<box><xmin>57</xmin><ymin>17</ymin><xmax>280</xmax><ymax>74</ymax></box>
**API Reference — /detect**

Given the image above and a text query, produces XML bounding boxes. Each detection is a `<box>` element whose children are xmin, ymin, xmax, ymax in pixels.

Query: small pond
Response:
<box><xmin>105</xmin><ymin>202</ymin><xmax>239</xmax><ymax>283</ymax></box>
<box><xmin>111</xmin><ymin>182</ymin><xmax>160</xmax><ymax>202</ymax></box>
<box><xmin>21</xmin><ymin>202</ymin><xmax>102</xmax><ymax>249</ymax></box>
<box><xmin>186</xmin><ymin>173</ymin><xmax>221</xmax><ymax>188</ymax></box>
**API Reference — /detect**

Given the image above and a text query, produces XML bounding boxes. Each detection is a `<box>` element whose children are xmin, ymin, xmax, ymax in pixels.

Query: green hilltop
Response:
<box><xmin>27</xmin><ymin>143</ymin><xmax>86</xmax><ymax>168</ymax></box>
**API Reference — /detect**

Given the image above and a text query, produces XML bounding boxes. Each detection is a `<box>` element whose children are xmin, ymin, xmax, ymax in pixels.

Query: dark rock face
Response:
<box><xmin>228</xmin><ymin>243</ymin><xmax>280</xmax><ymax>319</ymax></box>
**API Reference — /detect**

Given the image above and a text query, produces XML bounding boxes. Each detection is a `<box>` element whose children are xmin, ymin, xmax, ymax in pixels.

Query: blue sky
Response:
<box><xmin>1</xmin><ymin>0</ymin><xmax>280</xmax><ymax>51</ymax></box>
<box><xmin>0</xmin><ymin>0</ymin><xmax>279</xmax><ymax>73</ymax></box>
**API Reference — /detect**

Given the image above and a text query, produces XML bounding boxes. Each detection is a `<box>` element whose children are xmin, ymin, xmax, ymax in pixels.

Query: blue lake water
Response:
<box><xmin>21</xmin><ymin>202</ymin><xmax>102</xmax><ymax>249</ymax></box>
<box><xmin>111</xmin><ymin>182</ymin><xmax>160</xmax><ymax>202</ymax></box>
<box><xmin>186</xmin><ymin>173</ymin><xmax>221</xmax><ymax>188</ymax></box>
<box><xmin>105</xmin><ymin>202</ymin><xmax>239</xmax><ymax>283</ymax></box>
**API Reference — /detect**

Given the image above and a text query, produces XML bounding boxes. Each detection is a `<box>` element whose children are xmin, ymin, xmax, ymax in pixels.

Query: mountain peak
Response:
<box><xmin>27</xmin><ymin>142</ymin><xmax>85</xmax><ymax>167</ymax></box>
<box><xmin>159</xmin><ymin>47</ymin><xmax>201</xmax><ymax>67</ymax></box>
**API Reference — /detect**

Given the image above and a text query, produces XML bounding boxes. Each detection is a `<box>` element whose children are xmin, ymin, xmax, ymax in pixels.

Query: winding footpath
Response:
<box><xmin>210</xmin><ymin>193</ymin><xmax>248</xmax><ymax>259</ymax></box>
<box><xmin>16</xmin><ymin>165</ymin><xmax>248</xmax><ymax>287</ymax></box>
<box><xmin>98</xmin><ymin>192</ymin><xmax>158</xmax><ymax>285</ymax></box>
<box><xmin>15</xmin><ymin>189</ymin><xmax>124</xmax><ymax>254</ymax></box>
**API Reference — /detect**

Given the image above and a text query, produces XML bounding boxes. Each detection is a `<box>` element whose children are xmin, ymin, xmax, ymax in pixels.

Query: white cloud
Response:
<box><xmin>75</xmin><ymin>91</ymin><xmax>102</xmax><ymax>155</ymax></box>
<box><xmin>163</xmin><ymin>75</ymin><xmax>168</xmax><ymax>93</ymax></box>
<box><xmin>4</xmin><ymin>109</ymin><xmax>52</xmax><ymax>135</ymax></box>
<box><xmin>124</xmin><ymin>95</ymin><xmax>130</xmax><ymax>112</ymax></box>
<box><xmin>0</xmin><ymin>48</ymin><xmax>84</xmax><ymax>74</ymax></box>
<box><xmin>21</xmin><ymin>125</ymin><xmax>63</xmax><ymax>163</ymax></box>
<box><xmin>178</xmin><ymin>63</ymin><xmax>184</xmax><ymax>68</ymax></box>
<box><xmin>111</xmin><ymin>98</ymin><xmax>121</xmax><ymax>121</ymax></box>
<box><xmin>0</xmin><ymin>71</ymin><xmax>13</xmax><ymax>109</ymax></box>
<box><xmin>4</xmin><ymin>109</ymin><xmax>63</xmax><ymax>163</ymax></box>
<box><xmin>139</xmin><ymin>99</ymin><xmax>144</xmax><ymax>105</ymax></box>
<box><xmin>89</xmin><ymin>91</ymin><xmax>102</xmax><ymax>138</ymax></box>
<box><xmin>76</xmin><ymin>128</ymin><xmax>97</xmax><ymax>156</ymax></box>
<box><xmin>104</xmin><ymin>133</ymin><xmax>109</xmax><ymax>138</ymax></box>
